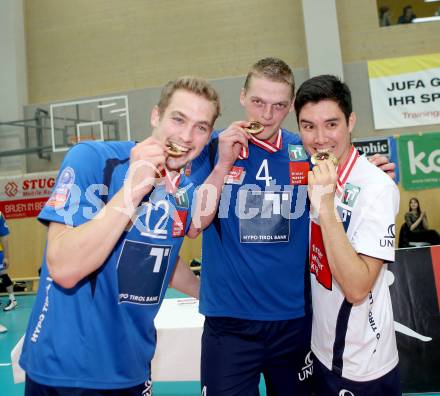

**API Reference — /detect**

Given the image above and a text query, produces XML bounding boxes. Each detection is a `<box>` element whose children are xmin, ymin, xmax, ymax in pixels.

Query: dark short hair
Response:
<box><xmin>244</xmin><ymin>57</ymin><xmax>295</xmax><ymax>99</ymax></box>
<box><xmin>294</xmin><ymin>74</ymin><xmax>352</xmax><ymax>123</ymax></box>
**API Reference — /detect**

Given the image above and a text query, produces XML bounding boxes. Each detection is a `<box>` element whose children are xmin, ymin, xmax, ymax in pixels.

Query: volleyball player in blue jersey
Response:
<box><xmin>20</xmin><ymin>77</ymin><xmax>221</xmax><ymax>396</ymax></box>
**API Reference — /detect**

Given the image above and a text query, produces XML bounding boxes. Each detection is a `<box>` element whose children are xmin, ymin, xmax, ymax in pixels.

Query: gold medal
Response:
<box><xmin>311</xmin><ymin>152</ymin><xmax>338</xmax><ymax>166</ymax></box>
<box><xmin>244</xmin><ymin>121</ymin><xmax>264</xmax><ymax>135</ymax></box>
<box><xmin>166</xmin><ymin>142</ymin><xmax>185</xmax><ymax>157</ymax></box>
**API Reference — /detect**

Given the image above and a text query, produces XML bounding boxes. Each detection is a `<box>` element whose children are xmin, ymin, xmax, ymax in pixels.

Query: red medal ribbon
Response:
<box><xmin>238</xmin><ymin>129</ymin><xmax>282</xmax><ymax>159</ymax></box>
<box><xmin>336</xmin><ymin>146</ymin><xmax>359</xmax><ymax>196</ymax></box>
<box><xmin>158</xmin><ymin>168</ymin><xmax>181</xmax><ymax>194</ymax></box>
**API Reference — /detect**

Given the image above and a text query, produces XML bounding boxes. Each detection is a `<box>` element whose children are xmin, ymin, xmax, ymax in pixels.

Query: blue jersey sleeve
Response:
<box><xmin>0</xmin><ymin>212</ymin><xmax>9</xmax><ymax>237</ymax></box>
<box><xmin>39</xmin><ymin>143</ymin><xmax>109</xmax><ymax>227</ymax></box>
<box><xmin>283</xmin><ymin>129</ymin><xmax>302</xmax><ymax>144</ymax></box>
<box><xmin>187</xmin><ymin>130</ymin><xmax>223</xmax><ymax>187</ymax></box>
<box><xmin>187</xmin><ymin>144</ymin><xmax>212</xmax><ymax>187</ymax></box>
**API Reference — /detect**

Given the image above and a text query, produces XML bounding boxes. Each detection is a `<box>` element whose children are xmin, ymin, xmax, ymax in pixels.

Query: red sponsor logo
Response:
<box><xmin>226</xmin><ymin>166</ymin><xmax>245</xmax><ymax>184</ymax></box>
<box><xmin>4</xmin><ymin>182</ymin><xmax>18</xmax><ymax>198</ymax></box>
<box><xmin>172</xmin><ymin>210</ymin><xmax>188</xmax><ymax>237</ymax></box>
<box><xmin>310</xmin><ymin>221</ymin><xmax>332</xmax><ymax>290</ymax></box>
<box><xmin>289</xmin><ymin>162</ymin><xmax>309</xmax><ymax>185</ymax></box>
<box><xmin>46</xmin><ymin>191</ymin><xmax>69</xmax><ymax>208</ymax></box>
<box><xmin>22</xmin><ymin>178</ymin><xmax>55</xmax><ymax>190</ymax></box>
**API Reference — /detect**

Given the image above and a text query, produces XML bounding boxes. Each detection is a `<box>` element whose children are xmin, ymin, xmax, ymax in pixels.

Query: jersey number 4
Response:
<box><xmin>256</xmin><ymin>159</ymin><xmax>273</xmax><ymax>186</ymax></box>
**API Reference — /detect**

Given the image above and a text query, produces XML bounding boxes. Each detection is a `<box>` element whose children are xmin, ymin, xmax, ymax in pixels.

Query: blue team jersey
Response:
<box><xmin>0</xmin><ymin>212</ymin><xmax>9</xmax><ymax>267</ymax></box>
<box><xmin>20</xmin><ymin>141</ymin><xmax>195</xmax><ymax>389</ymax></box>
<box><xmin>191</xmin><ymin>129</ymin><xmax>311</xmax><ymax>321</ymax></box>
<box><xmin>0</xmin><ymin>212</ymin><xmax>9</xmax><ymax>238</ymax></box>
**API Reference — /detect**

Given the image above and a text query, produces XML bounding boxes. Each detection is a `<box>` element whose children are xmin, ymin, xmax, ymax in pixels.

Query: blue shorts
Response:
<box><xmin>313</xmin><ymin>355</ymin><xmax>401</xmax><ymax>396</ymax></box>
<box><xmin>201</xmin><ymin>315</ymin><xmax>312</xmax><ymax>396</ymax></box>
<box><xmin>25</xmin><ymin>375</ymin><xmax>152</xmax><ymax>396</ymax></box>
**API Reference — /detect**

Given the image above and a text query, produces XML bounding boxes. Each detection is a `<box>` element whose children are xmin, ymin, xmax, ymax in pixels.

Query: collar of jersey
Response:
<box><xmin>238</xmin><ymin>129</ymin><xmax>282</xmax><ymax>160</ymax></box>
<box><xmin>336</xmin><ymin>145</ymin><xmax>359</xmax><ymax>196</ymax></box>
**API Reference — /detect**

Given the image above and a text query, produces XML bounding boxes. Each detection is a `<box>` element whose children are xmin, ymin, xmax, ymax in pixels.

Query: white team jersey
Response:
<box><xmin>310</xmin><ymin>148</ymin><xmax>400</xmax><ymax>382</ymax></box>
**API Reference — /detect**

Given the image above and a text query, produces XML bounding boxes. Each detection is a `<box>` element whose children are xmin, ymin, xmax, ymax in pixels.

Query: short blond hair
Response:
<box><xmin>157</xmin><ymin>76</ymin><xmax>221</xmax><ymax>123</ymax></box>
<box><xmin>244</xmin><ymin>57</ymin><xmax>295</xmax><ymax>99</ymax></box>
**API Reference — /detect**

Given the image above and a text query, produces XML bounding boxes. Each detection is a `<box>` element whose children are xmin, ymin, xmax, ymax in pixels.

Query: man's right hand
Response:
<box><xmin>124</xmin><ymin>137</ymin><xmax>167</xmax><ymax>204</ymax></box>
<box><xmin>217</xmin><ymin>121</ymin><xmax>250</xmax><ymax>171</ymax></box>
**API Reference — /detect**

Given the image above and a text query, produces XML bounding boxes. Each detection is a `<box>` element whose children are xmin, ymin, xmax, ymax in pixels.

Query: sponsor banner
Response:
<box><xmin>0</xmin><ymin>172</ymin><xmax>58</xmax><ymax>219</ymax></box>
<box><xmin>398</xmin><ymin>132</ymin><xmax>440</xmax><ymax>190</ymax></box>
<box><xmin>368</xmin><ymin>53</ymin><xmax>440</xmax><ymax>129</ymax></box>
<box><xmin>389</xmin><ymin>246</ymin><xmax>440</xmax><ymax>393</ymax></box>
<box><xmin>353</xmin><ymin>136</ymin><xmax>400</xmax><ymax>183</ymax></box>
<box><xmin>0</xmin><ymin>197</ymin><xmax>48</xmax><ymax>219</ymax></box>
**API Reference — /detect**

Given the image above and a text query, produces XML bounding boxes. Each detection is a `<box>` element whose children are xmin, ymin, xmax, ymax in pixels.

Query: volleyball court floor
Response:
<box><xmin>0</xmin><ymin>293</ymin><xmax>438</xmax><ymax>396</ymax></box>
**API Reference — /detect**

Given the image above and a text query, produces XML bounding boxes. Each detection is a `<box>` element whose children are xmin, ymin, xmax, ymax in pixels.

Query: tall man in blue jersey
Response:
<box><xmin>187</xmin><ymin>58</ymin><xmax>395</xmax><ymax>396</ymax></box>
<box><xmin>188</xmin><ymin>57</ymin><xmax>312</xmax><ymax>396</ymax></box>
<box><xmin>20</xmin><ymin>77</ymin><xmax>221</xmax><ymax>396</ymax></box>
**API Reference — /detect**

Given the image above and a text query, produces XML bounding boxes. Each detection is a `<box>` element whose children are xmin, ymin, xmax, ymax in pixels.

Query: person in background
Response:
<box><xmin>0</xmin><ymin>211</ymin><xmax>18</xmax><ymax>311</ymax></box>
<box><xmin>295</xmin><ymin>74</ymin><xmax>401</xmax><ymax>395</ymax></box>
<box><xmin>398</xmin><ymin>5</ymin><xmax>416</xmax><ymax>24</ymax></box>
<box><xmin>378</xmin><ymin>6</ymin><xmax>392</xmax><ymax>27</ymax></box>
<box><xmin>404</xmin><ymin>197</ymin><xmax>440</xmax><ymax>246</ymax></box>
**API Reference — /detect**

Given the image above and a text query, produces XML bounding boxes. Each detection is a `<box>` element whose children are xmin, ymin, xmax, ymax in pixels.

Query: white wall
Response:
<box><xmin>0</xmin><ymin>0</ymin><xmax>28</xmax><ymax>175</ymax></box>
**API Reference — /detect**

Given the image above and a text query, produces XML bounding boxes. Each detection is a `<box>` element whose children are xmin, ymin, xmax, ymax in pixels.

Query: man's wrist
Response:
<box><xmin>318</xmin><ymin>200</ymin><xmax>339</xmax><ymax>222</ymax></box>
<box><xmin>213</xmin><ymin>163</ymin><xmax>232</xmax><ymax>180</ymax></box>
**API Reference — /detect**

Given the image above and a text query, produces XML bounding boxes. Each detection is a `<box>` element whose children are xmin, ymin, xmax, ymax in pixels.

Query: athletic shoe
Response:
<box><xmin>3</xmin><ymin>299</ymin><xmax>17</xmax><ymax>311</ymax></box>
<box><xmin>0</xmin><ymin>324</ymin><xmax>7</xmax><ymax>333</ymax></box>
